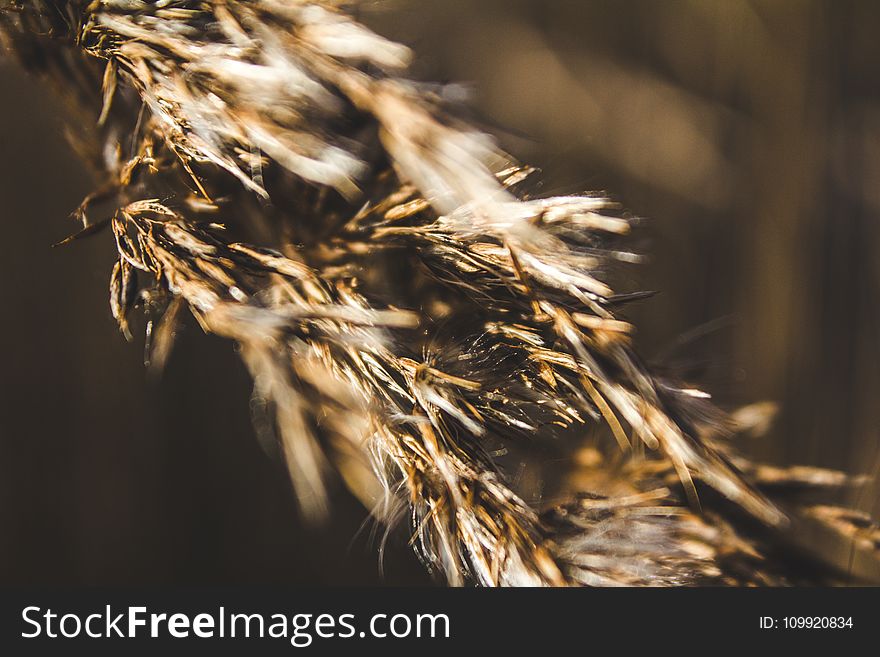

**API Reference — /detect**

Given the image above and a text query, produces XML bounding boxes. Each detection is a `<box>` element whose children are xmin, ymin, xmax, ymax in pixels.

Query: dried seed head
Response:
<box><xmin>2</xmin><ymin>0</ymin><xmax>878</xmax><ymax>586</ymax></box>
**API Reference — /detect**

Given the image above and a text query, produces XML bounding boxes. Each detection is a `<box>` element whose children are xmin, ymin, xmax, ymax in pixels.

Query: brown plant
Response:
<box><xmin>1</xmin><ymin>0</ymin><xmax>878</xmax><ymax>585</ymax></box>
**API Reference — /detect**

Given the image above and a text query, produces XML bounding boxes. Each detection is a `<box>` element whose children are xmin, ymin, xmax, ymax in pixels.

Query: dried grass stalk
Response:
<box><xmin>2</xmin><ymin>0</ymin><xmax>878</xmax><ymax>585</ymax></box>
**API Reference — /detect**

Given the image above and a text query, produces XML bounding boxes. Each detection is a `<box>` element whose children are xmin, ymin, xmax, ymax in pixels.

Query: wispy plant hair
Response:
<box><xmin>2</xmin><ymin>0</ymin><xmax>878</xmax><ymax>586</ymax></box>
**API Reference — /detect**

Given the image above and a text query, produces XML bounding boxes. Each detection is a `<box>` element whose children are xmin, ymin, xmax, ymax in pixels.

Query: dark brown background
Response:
<box><xmin>1</xmin><ymin>0</ymin><xmax>878</xmax><ymax>585</ymax></box>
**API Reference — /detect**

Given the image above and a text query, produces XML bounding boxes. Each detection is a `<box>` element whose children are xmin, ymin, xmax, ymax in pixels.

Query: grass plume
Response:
<box><xmin>1</xmin><ymin>0</ymin><xmax>878</xmax><ymax>585</ymax></box>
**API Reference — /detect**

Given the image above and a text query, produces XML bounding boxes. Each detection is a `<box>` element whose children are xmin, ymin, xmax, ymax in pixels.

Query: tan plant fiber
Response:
<box><xmin>1</xmin><ymin>0</ymin><xmax>878</xmax><ymax>585</ymax></box>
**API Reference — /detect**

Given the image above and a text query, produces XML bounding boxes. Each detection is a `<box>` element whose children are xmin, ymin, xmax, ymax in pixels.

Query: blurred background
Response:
<box><xmin>1</xmin><ymin>0</ymin><xmax>879</xmax><ymax>585</ymax></box>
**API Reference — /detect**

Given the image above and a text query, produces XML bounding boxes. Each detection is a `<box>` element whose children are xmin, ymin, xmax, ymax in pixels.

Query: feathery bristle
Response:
<box><xmin>2</xmin><ymin>0</ymin><xmax>878</xmax><ymax>586</ymax></box>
